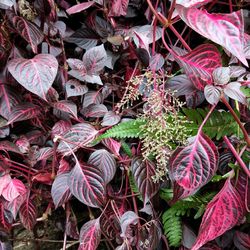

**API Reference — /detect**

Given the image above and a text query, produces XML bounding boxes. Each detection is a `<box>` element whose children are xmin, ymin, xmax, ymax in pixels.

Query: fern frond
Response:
<box><xmin>97</xmin><ymin>119</ymin><xmax>146</xmax><ymax>141</ymax></box>
<box><xmin>121</xmin><ymin>141</ymin><xmax>133</xmax><ymax>157</ymax></box>
<box><xmin>183</xmin><ymin>108</ymin><xmax>240</xmax><ymax>140</ymax></box>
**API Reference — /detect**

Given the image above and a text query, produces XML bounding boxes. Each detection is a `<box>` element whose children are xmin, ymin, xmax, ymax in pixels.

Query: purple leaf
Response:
<box><xmin>19</xmin><ymin>199</ymin><xmax>37</xmax><ymax>230</ymax></box>
<box><xmin>120</xmin><ymin>211</ymin><xmax>139</xmax><ymax>238</ymax></box>
<box><xmin>79</xmin><ymin>218</ymin><xmax>101</xmax><ymax>250</ymax></box>
<box><xmin>11</xmin><ymin>16</ymin><xmax>44</xmax><ymax>53</ymax></box>
<box><xmin>57</xmin><ymin>123</ymin><xmax>98</xmax><ymax>156</ymax></box>
<box><xmin>81</xmin><ymin>104</ymin><xmax>108</xmax><ymax>118</ymax></box>
<box><xmin>176</xmin><ymin>6</ymin><xmax>248</xmax><ymax>66</ymax></box>
<box><xmin>229</xmin><ymin>66</ymin><xmax>246</xmax><ymax>78</ymax></box>
<box><xmin>8</xmin><ymin>54</ymin><xmax>58</xmax><ymax>100</ymax></box>
<box><xmin>6</xmin><ymin>193</ymin><xmax>26</xmax><ymax>219</ymax></box>
<box><xmin>149</xmin><ymin>53</ymin><xmax>165</xmax><ymax>71</ymax></box>
<box><xmin>35</xmin><ymin>147</ymin><xmax>54</xmax><ymax>161</ymax></box>
<box><xmin>66</xmin><ymin>1</ymin><xmax>94</xmax><ymax>15</ymax></box>
<box><xmin>108</xmin><ymin>0</ymin><xmax>129</xmax><ymax>17</ymax></box>
<box><xmin>82</xmin><ymin>91</ymin><xmax>103</xmax><ymax>108</ymax></box>
<box><xmin>51</xmin><ymin>120</ymin><xmax>72</xmax><ymax>139</ymax></box>
<box><xmin>174</xmin><ymin>44</ymin><xmax>222</xmax><ymax>90</ymax></box>
<box><xmin>82</xmin><ymin>44</ymin><xmax>107</xmax><ymax>74</ymax></box>
<box><xmin>204</xmin><ymin>85</ymin><xmax>221</xmax><ymax>105</ymax></box>
<box><xmin>101</xmin><ymin>111</ymin><xmax>121</xmax><ymax>126</ymax></box>
<box><xmin>52</xmin><ymin>100</ymin><xmax>78</xmax><ymax>119</ymax></box>
<box><xmin>191</xmin><ymin>179</ymin><xmax>244</xmax><ymax>250</ymax></box>
<box><xmin>66</xmin><ymin>80</ymin><xmax>88</xmax><ymax>98</ymax></box>
<box><xmin>2</xmin><ymin>179</ymin><xmax>26</xmax><ymax>202</ymax></box>
<box><xmin>68</xmin><ymin>163</ymin><xmax>106</xmax><ymax>208</ymax></box>
<box><xmin>244</xmin><ymin>33</ymin><xmax>250</xmax><ymax>59</ymax></box>
<box><xmin>67</xmin><ymin>58</ymin><xmax>87</xmax><ymax>80</ymax></box>
<box><xmin>51</xmin><ymin>173</ymin><xmax>72</xmax><ymax>208</ymax></box>
<box><xmin>102</xmin><ymin>138</ymin><xmax>121</xmax><ymax>156</ymax></box>
<box><xmin>0</xmin><ymin>0</ymin><xmax>15</xmax><ymax>9</ymax></box>
<box><xmin>169</xmin><ymin>132</ymin><xmax>218</xmax><ymax>200</ymax></box>
<box><xmin>224</xmin><ymin>81</ymin><xmax>246</xmax><ymax>104</ymax></box>
<box><xmin>212</xmin><ymin>67</ymin><xmax>230</xmax><ymax>85</ymax></box>
<box><xmin>176</xmin><ymin>0</ymin><xmax>212</xmax><ymax>7</ymax></box>
<box><xmin>81</xmin><ymin>74</ymin><xmax>103</xmax><ymax>85</ymax></box>
<box><xmin>88</xmin><ymin>149</ymin><xmax>116</xmax><ymax>184</ymax></box>
<box><xmin>234</xmin><ymin>231</ymin><xmax>250</xmax><ymax>250</ymax></box>
<box><xmin>131</xmin><ymin>158</ymin><xmax>160</xmax><ymax>204</ymax></box>
<box><xmin>7</xmin><ymin>103</ymin><xmax>41</xmax><ymax>125</ymax></box>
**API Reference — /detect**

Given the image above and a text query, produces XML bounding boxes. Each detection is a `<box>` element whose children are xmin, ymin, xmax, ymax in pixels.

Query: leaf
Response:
<box><xmin>52</xmin><ymin>100</ymin><xmax>78</xmax><ymax>119</ymax></box>
<box><xmin>51</xmin><ymin>173</ymin><xmax>72</xmax><ymax>208</ymax></box>
<box><xmin>65</xmin><ymin>80</ymin><xmax>88</xmax><ymax>98</ymax></box>
<box><xmin>204</xmin><ymin>85</ymin><xmax>221</xmax><ymax>105</ymax></box>
<box><xmin>57</xmin><ymin>123</ymin><xmax>98</xmax><ymax>156</ymax></box>
<box><xmin>66</xmin><ymin>1</ymin><xmax>94</xmax><ymax>15</ymax></box>
<box><xmin>8</xmin><ymin>54</ymin><xmax>58</xmax><ymax>100</ymax></box>
<box><xmin>6</xmin><ymin>194</ymin><xmax>26</xmax><ymax>219</ymax></box>
<box><xmin>0</xmin><ymin>174</ymin><xmax>11</xmax><ymax>195</ymax></box>
<box><xmin>19</xmin><ymin>199</ymin><xmax>37</xmax><ymax>230</ymax></box>
<box><xmin>149</xmin><ymin>53</ymin><xmax>165</xmax><ymax>71</ymax></box>
<box><xmin>174</xmin><ymin>44</ymin><xmax>222</xmax><ymax>90</ymax></box>
<box><xmin>79</xmin><ymin>218</ymin><xmax>101</xmax><ymax>250</ymax></box>
<box><xmin>0</xmin><ymin>0</ymin><xmax>15</xmax><ymax>9</ymax></box>
<box><xmin>109</xmin><ymin>0</ymin><xmax>129</xmax><ymax>17</ymax></box>
<box><xmin>7</xmin><ymin>103</ymin><xmax>41</xmax><ymax>124</ymax></box>
<box><xmin>66</xmin><ymin>211</ymin><xmax>79</xmax><ymax>240</ymax></box>
<box><xmin>224</xmin><ymin>81</ymin><xmax>247</xmax><ymax>104</ymax></box>
<box><xmin>82</xmin><ymin>104</ymin><xmax>107</xmax><ymax>118</ymax></box>
<box><xmin>176</xmin><ymin>6</ymin><xmax>248</xmax><ymax>66</ymax></box>
<box><xmin>120</xmin><ymin>211</ymin><xmax>139</xmax><ymax>238</ymax></box>
<box><xmin>11</xmin><ymin>16</ymin><xmax>44</xmax><ymax>53</ymax></box>
<box><xmin>101</xmin><ymin>111</ymin><xmax>121</xmax><ymax>126</ymax></box>
<box><xmin>131</xmin><ymin>157</ymin><xmax>160</xmax><ymax>204</ymax></box>
<box><xmin>51</xmin><ymin>120</ymin><xmax>72</xmax><ymax>139</ymax></box>
<box><xmin>82</xmin><ymin>91</ymin><xmax>103</xmax><ymax>108</ymax></box>
<box><xmin>191</xmin><ymin>179</ymin><xmax>244</xmax><ymax>250</ymax></box>
<box><xmin>35</xmin><ymin>147</ymin><xmax>54</xmax><ymax>161</ymax></box>
<box><xmin>234</xmin><ymin>231</ymin><xmax>250</xmax><ymax>250</ymax></box>
<box><xmin>82</xmin><ymin>44</ymin><xmax>107</xmax><ymax>74</ymax></box>
<box><xmin>176</xmin><ymin>0</ymin><xmax>212</xmax><ymax>7</ymax></box>
<box><xmin>68</xmin><ymin>163</ymin><xmax>106</xmax><ymax>208</ymax></box>
<box><xmin>2</xmin><ymin>179</ymin><xmax>26</xmax><ymax>202</ymax></box>
<box><xmin>212</xmin><ymin>67</ymin><xmax>230</xmax><ymax>85</ymax></box>
<box><xmin>0</xmin><ymin>141</ymin><xmax>22</xmax><ymax>154</ymax></box>
<box><xmin>88</xmin><ymin>149</ymin><xmax>116</xmax><ymax>184</ymax></box>
<box><xmin>102</xmin><ymin>138</ymin><xmax>121</xmax><ymax>156</ymax></box>
<box><xmin>169</xmin><ymin>132</ymin><xmax>218</xmax><ymax>200</ymax></box>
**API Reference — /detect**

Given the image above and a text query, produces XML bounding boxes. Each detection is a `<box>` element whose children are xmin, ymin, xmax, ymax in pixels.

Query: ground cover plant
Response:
<box><xmin>0</xmin><ymin>0</ymin><xmax>250</xmax><ymax>249</ymax></box>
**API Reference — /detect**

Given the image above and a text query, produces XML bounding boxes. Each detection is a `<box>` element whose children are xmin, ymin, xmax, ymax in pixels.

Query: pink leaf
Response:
<box><xmin>176</xmin><ymin>6</ymin><xmax>248</xmax><ymax>66</ymax></box>
<box><xmin>68</xmin><ymin>163</ymin><xmax>106</xmax><ymax>208</ymax></box>
<box><xmin>66</xmin><ymin>1</ymin><xmax>94</xmax><ymax>15</ymax></box>
<box><xmin>0</xmin><ymin>140</ymin><xmax>22</xmax><ymax>154</ymax></box>
<box><xmin>7</xmin><ymin>103</ymin><xmax>41</xmax><ymax>124</ymax></box>
<box><xmin>57</xmin><ymin>123</ymin><xmax>98</xmax><ymax>156</ymax></box>
<box><xmin>131</xmin><ymin>157</ymin><xmax>160</xmax><ymax>204</ymax></box>
<box><xmin>79</xmin><ymin>218</ymin><xmax>101</xmax><ymax>250</ymax></box>
<box><xmin>35</xmin><ymin>147</ymin><xmax>54</xmax><ymax>161</ymax></box>
<box><xmin>102</xmin><ymin>138</ymin><xmax>121</xmax><ymax>156</ymax></box>
<box><xmin>65</xmin><ymin>80</ymin><xmax>88</xmax><ymax>98</ymax></box>
<box><xmin>204</xmin><ymin>85</ymin><xmax>221</xmax><ymax>105</ymax></box>
<box><xmin>0</xmin><ymin>174</ymin><xmax>11</xmax><ymax>196</ymax></box>
<box><xmin>82</xmin><ymin>91</ymin><xmax>103</xmax><ymax>108</ymax></box>
<box><xmin>52</xmin><ymin>100</ymin><xmax>78</xmax><ymax>119</ymax></box>
<box><xmin>191</xmin><ymin>179</ymin><xmax>244</xmax><ymax>250</ymax></box>
<box><xmin>212</xmin><ymin>67</ymin><xmax>230</xmax><ymax>85</ymax></box>
<box><xmin>224</xmin><ymin>81</ymin><xmax>247</xmax><ymax>104</ymax></box>
<box><xmin>2</xmin><ymin>179</ymin><xmax>26</xmax><ymax>202</ymax></box>
<box><xmin>174</xmin><ymin>44</ymin><xmax>221</xmax><ymax>90</ymax></box>
<box><xmin>8</xmin><ymin>54</ymin><xmax>58</xmax><ymax>100</ymax></box>
<box><xmin>51</xmin><ymin>173</ymin><xmax>72</xmax><ymax>208</ymax></box>
<box><xmin>169</xmin><ymin>132</ymin><xmax>218</xmax><ymax>200</ymax></box>
<box><xmin>176</xmin><ymin>0</ymin><xmax>212</xmax><ymax>7</ymax></box>
<box><xmin>6</xmin><ymin>193</ymin><xmax>27</xmax><ymax>219</ymax></box>
<box><xmin>51</xmin><ymin>120</ymin><xmax>72</xmax><ymax>139</ymax></box>
<box><xmin>149</xmin><ymin>53</ymin><xmax>165</xmax><ymax>71</ymax></box>
<box><xmin>81</xmin><ymin>104</ymin><xmax>108</xmax><ymax>118</ymax></box>
<box><xmin>19</xmin><ymin>199</ymin><xmax>37</xmax><ymax>230</ymax></box>
<box><xmin>108</xmin><ymin>0</ymin><xmax>129</xmax><ymax>17</ymax></box>
<box><xmin>88</xmin><ymin>149</ymin><xmax>116</xmax><ymax>184</ymax></box>
<box><xmin>101</xmin><ymin>111</ymin><xmax>121</xmax><ymax>126</ymax></box>
<box><xmin>11</xmin><ymin>16</ymin><xmax>44</xmax><ymax>53</ymax></box>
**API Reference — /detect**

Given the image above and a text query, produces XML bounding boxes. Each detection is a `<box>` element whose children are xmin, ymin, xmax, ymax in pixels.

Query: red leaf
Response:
<box><xmin>176</xmin><ymin>6</ymin><xmax>248</xmax><ymax>66</ymax></box>
<box><xmin>88</xmin><ymin>149</ymin><xmax>116</xmax><ymax>184</ymax></box>
<box><xmin>174</xmin><ymin>44</ymin><xmax>221</xmax><ymax>90</ymax></box>
<box><xmin>66</xmin><ymin>1</ymin><xmax>94</xmax><ymax>15</ymax></box>
<box><xmin>191</xmin><ymin>179</ymin><xmax>244</xmax><ymax>250</ymax></box>
<box><xmin>51</xmin><ymin>173</ymin><xmax>72</xmax><ymax>208</ymax></box>
<box><xmin>65</xmin><ymin>80</ymin><xmax>88</xmax><ymax>98</ymax></box>
<box><xmin>234</xmin><ymin>231</ymin><xmax>250</xmax><ymax>250</ymax></box>
<box><xmin>51</xmin><ymin>120</ymin><xmax>72</xmax><ymax>139</ymax></box>
<box><xmin>35</xmin><ymin>147</ymin><xmax>54</xmax><ymax>161</ymax></box>
<box><xmin>109</xmin><ymin>0</ymin><xmax>129</xmax><ymax>17</ymax></box>
<box><xmin>19</xmin><ymin>199</ymin><xmax>37</xmax><ymax>230</ymax></box>
<box><xmin>8</xmin><ymin>54</ymin><xmax>58</xmax><ymax>100</ymax></box>
<box><xmin>169</xmin><ymin>132</ymin><xmax>218</xmax><ymax>200</ymax></box>
<box><xmin>7</xmin><ymin>103</ymin><xmax>41</xmax><ymax>125</ymax></box>
<box><xmin>0</xmin><ymin>202</ymin><xmax>11</xmax><ymax>231</ymax></box>
<box><xmin>11</xmin><ymin>15</ymin><xmax>44</xmax><ymax>53</ymax></box>
<box><xmin>0</xmin><ymin>174</ymin><xmax>11</xmax><ymax>196</ymax></box>
<box><xmin>131</xmin><ymin>158</ymin><xmax>160</xmax><ymax>204</ymax></box>
<box><xmin>2</xmin><ymin>179</ymin><xmax>26</xmax><ymax>202</ymax></box>
<box><xmin>52</xmin><ymin>100</ymin><xmax>78</xmax><ymax>119</ymax></box>
<box><xmin>78</xmin><ymin>218</ymin><xmax>101</xmax><ymax>250</ymax></box>
<box><xmin>32</xmin><ymin>173</ymin><xmax>53</xmax><ymax>185</ymax></box>
<box><xmin>57</xmin><ymin>123</ymin><xmax>98</xmax><ymax>156</ymax></box>
<box><xmin>68</xmin><ymin>163</ymin><xmax>106</xmax><ymax>208</ymax></box>
<box><xmin>102</xmin><ymin>138</ymin><xmax>121</xmax><ymax>156</ymax></box>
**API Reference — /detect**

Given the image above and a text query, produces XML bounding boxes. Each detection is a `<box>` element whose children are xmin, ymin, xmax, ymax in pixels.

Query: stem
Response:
<box><xmin>167</xmin><ymin>0</ymin><xmax>176</xmax><ymax>21</ymax></box>
<box><xmin>198</xmin><ymin>104</ymin><xmax>216</xmax><ymax>134</ymax></box>
<box><xmin>221</xmin><ymin>96</ymin><xmax>250</xmax><ymax>146</ymax></box>
<box><xmin>146</xmin><ymin>0</ymin><xmax>168</xmax><ymax>25</ymax></box>
<box><xmin>223</xmin><ymin>136</ymin><xmax>250</xmax><ymax>178</ymax></box>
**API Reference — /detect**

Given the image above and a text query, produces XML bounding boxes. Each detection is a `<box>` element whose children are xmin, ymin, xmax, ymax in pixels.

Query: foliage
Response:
<box><xmin>0</xmin><ymin>0</ymin><xmax>249</xmax><ymax>250</ymax></box>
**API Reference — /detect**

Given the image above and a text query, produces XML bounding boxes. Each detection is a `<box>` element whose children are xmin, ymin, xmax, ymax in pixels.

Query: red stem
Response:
<box><xmin>167</xmin><ymin>0</ymin><xmax>176</xmax><ymax>21</ymax></box>
<box><xmin>198</xmin><ymin>105</ymin><xmax>216</xmax><ymax>134</ymax></box>
<box><xmin>223</xmin><ymin>136</ymin><xmax>250</xmax><ymax>178</ymax></box>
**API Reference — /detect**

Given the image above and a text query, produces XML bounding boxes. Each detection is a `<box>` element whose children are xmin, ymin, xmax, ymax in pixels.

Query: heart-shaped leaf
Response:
<box><xmin>57</xmin><ymin>123</ymin><xmax>98</xmax><ymax>156</ymax></box>
<box><xmin>79</xmin><ymin>218</ymin><xmax>101</xmax><ymax>250</ymax></box>
<box><xmin>65</xmin><ymin>80</ymin><xmax>88</xmax><ymax>98</ymax></box>
<box><xmin>7</xmin><ymin>103</ymin><xmax>41</xmax><ymax>124</ymax></box>
<box><xmin>8</xmin><ymin>54</ymin><xmax>58</xmax><ymax>100</ymax></box>
<box><xmin>19</xmin><ymin>199</ymin><xmax>37</xmax><ymax>230</ymax></box>
<box><xmin>131</xmin><ymin>157</ymin><xmax>160</xmax><ymax>204</ymax></box>
<box><xmin>68</xmin><ymin>163</ymin><xmax>106</xmax><ymax>208</ymax></box>
<box><xmin>191</xmin><ymin>179</ymin><xmax>244</xmax><ymax>250</ymax></box>
<box><xmin>51</xmin><ymin>173</ymin><xmax>72</xmax><ymax>208</ymax></box>
<box><xmin>176</xmin><ymin>6</ymin><xmax>248</xmax><ymax>66</ymax></box>
<box><xmin>88</xmin><ymin>149</ymin><xmax>116</xmax><ymax>184</ymax></box>
<box><xmin>169</xmin><ymin>132</ymin><xmax>218</xmax><ymax>200</ymax></box>
<box><xmin>174</xmin><ymin>44</ymin><xmax>221</xmax><ymax>90</ymax></box>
